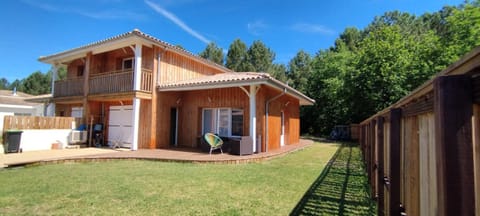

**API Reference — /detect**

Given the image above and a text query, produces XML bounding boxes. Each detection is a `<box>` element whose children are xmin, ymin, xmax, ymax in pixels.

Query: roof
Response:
<box><xmin>0</xmin><ymin>90</ymin><xmax>43</xmax><ymax>107</ymax></box>
<box><xmin>158</xmin><ymin>72</ymin><xmax>315</xmax><ymax>105</ymax></box>
<box><xmin>38</xmin><ymin>29</ymin><xmax>231</xmax><ymax>73</ymax></box>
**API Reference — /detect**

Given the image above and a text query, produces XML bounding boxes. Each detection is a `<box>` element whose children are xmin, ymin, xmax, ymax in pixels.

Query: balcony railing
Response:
<box><xmin>53</xmin><ymin>68</ymin><xmax>153</xmax><ymax>98</ymax></box>
<box><xmin>53</xmin><ymin>77</ymin><xmax>84</xmax><ymax>97</ymax></box>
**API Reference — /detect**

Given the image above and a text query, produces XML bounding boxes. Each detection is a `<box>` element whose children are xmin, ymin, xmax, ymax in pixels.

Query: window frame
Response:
<box><xmin>122</xmin><ymin>57</ymin><xmax>134</xmax><ymax>70</ymax></box>
<box><xmin>201</xmin><ymin>108</ymin><xmax>244</xmax><ymax>137</ymax></box>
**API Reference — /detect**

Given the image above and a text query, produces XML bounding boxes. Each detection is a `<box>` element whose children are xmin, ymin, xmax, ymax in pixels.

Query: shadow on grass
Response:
<box><xmin>290</xmin><ymin>142</ymin><xmax>377</xmax><ymax>216</ymax></box>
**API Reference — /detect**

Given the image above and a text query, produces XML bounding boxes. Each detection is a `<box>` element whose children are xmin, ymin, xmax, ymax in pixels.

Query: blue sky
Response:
<box><xmin>0</xmin><ymin>0</ymin><xmax>464</xmax><ymax>82</ymax></box>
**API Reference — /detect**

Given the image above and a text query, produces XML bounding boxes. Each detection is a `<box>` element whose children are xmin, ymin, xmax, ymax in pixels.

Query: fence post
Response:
<box><xmin>376</xmin><ymin>116</ymin><xmax>385</xmax><ymax>216</ymax></box>
<box><xmin>434</xmin><ymin>75</ymin><xmax>474</xmax><ymax>216</ymax></box>
<box><xmin>370</xmin><ymin>119</ymin><xmax>377</xmax><ymax>198</ymax></box>
<box><xmin>389</xmin><ymin>108</ymin><xmax>402</xmax><ymax>216</ymax></box>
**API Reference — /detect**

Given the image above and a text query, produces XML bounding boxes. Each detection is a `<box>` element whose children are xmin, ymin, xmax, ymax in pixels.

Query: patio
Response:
<box><xmin>1</xmin><ymin>139</ymin><xmax>313</xmax><ymax>168</ymax></box>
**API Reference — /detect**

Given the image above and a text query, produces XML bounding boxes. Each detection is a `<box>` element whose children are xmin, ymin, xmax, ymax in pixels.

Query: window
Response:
<box><xmin>77</xmin><ymin>65</ymin><xmax>84</xmax><ymax>77</ymax></box>
<box><xmin>202</xmin><ymin>108</ymin><xmax>244</xmax><ymax>137</ymax></box>
<box><xmin>71</xmin><ymin>107</ymin><xmax>83</xmax><ymax>118</ymax></box>
<box><xmin>231</xmin><ymin>109</ymin><xmax>244</xmax><ymax>136</ymax></box>
<box><xmin>203</xmin><ymin>109</ymin><xmax>216</xmax><ymax>135</ymax></box>
<box><xmin>122</xmin><ymin>58</ymin><xmax>134</xmax><ymax>70</ymax></box>
<box><xmin>218</xmin><ymin>109</ymin><xmax>230</xmax><ymax>136</ymax></box>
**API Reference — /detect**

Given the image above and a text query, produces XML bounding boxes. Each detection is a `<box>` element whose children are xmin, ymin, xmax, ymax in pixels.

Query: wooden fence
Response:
<box><xmin>3</xmin><ymin>116</ymin><xmax>75</xmax><ymax>131</ymax></box>
<box><xmin>359</xmin><ymin>46</ymin><xmax>480</xmax><ymax>216</ymax></box>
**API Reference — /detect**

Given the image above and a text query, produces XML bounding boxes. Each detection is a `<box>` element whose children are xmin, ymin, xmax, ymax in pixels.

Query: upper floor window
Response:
<box><xmin>77</xmin><ymin>65</ymin><xmax>84</xmax><ymax>77</ymax></box>
<box><xmin>122</xmin><ymin>58</ymin><xmax>134</xmax><ymax>70</ymax></box>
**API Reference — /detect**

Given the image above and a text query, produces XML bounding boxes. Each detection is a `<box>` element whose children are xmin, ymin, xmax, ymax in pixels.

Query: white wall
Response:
<box><xmin>18</xmin><ymin>129</ymin><xmax>71</xmax><ymax>152</ymax></box>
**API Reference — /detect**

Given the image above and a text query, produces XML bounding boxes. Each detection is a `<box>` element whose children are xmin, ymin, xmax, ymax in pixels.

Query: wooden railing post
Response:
<box><xmin>434</xmin><ymin>75</ymin><xmax>474</xmax><ymax>216</ymax></box>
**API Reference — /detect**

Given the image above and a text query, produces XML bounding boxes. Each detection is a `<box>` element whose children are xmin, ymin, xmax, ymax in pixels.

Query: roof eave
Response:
<box><xmin>158</xmin><ymin>79</ymin><xmax>269</xmax><ymax>92</ymax></box>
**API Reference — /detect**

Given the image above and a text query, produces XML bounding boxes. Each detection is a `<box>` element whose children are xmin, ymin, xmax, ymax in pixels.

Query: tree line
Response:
<box><xmin>199</xmin><ymin>1</ymin><xmax>480</xmax><ymax>136</ymax></box>
<box><xmin>0</xmin><ymin>68</ymin><xmax>66</xmax><ymax>95</ymax></box>
<box><xmin>2</xmin><ymin>1</ymin><xmax>478</xmax><ymax>136</ymax></box>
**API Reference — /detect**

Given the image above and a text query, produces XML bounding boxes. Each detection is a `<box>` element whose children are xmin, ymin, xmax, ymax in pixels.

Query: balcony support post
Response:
<box><xmin>131</xmin><ymin>43</ymin><xmax>142</xmax><ymax>150</ymax></box>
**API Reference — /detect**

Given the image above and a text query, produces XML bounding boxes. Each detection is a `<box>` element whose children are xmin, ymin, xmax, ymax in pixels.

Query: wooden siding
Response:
<box><xmin>138</xmin><ymin>99</ymin><xmax>152</xmax><ymax>149</ymax></box>
<box><xmin>156</xmin><ymin>91</ymin><xmax>183</xmax><ymax>148</ymax></box>
<box><xmin>159</xmin><ymin>51</ymin><xmax>225</xmax><ymax>84</ymax></box>
<box><xmin>154</xmin><ymin>85</ymin><xmax>301</xmax><ymax>152</ymax></box>
<box><xmin>264</xmin><ymin>87</ymin><xmax>301</xmax><ymax>152</ymax></box>
<box><xmin>177</xmin><ymin>87</ymin><xmax>250</xmax><ymax>147</ymax></box>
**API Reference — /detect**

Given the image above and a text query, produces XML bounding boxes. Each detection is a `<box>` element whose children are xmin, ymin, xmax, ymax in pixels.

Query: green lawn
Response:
<box><xmin>0</xmin><ymin>141</ymin><xmax>374</xmax><ymax>215</ymax></box>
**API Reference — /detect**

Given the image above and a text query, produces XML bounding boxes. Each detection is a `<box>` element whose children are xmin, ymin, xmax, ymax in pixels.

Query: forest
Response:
<box><xmin>1</xmin><ymin>1</ymin><xmax>479</xmax><ymax>136</ymax></box>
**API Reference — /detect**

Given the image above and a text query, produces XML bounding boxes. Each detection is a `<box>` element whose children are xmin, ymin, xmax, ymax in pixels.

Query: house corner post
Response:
<box><xmin>434</xmin><ymin>75</ymin><xmax>474</xmax><ymax>216</ymax></box>
<box><xmin>83</xmin><ymin>52</ymin><xmax>92</xmax><ymax>126</ymax></box>
<box><xmin>250</xmin><ymin>85</ymin><xmax>258</xmax><ymax>152</ymax></box>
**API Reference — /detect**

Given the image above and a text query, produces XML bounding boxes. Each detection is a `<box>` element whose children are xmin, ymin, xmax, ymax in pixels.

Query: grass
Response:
<box><xmin>291</xmin><ymin>142</ymin><xmax>377</xmax><ymax>215</ymax></box>
<box><xmin>0</xmin><ymin>141</ymin><xmax>375</xmax><ymax>215</ymax></box>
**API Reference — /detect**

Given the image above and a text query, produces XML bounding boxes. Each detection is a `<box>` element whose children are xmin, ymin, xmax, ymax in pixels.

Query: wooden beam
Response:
<box><xmin>376</xmin><ymin>116</ymin><xmax>385</xmax><ymax>216</ymax></box>
<box><xmin>434</xmin><ymin>75</ymin><xmax>474</xmax><ymax>216</ymax></box>
<box><xmin>149</xmin><ymin>47</ymin><xmax>159</xmax><ymax>149</ymax></box>
<box><xmin>389</xmin><ymin>108</ymin><xmax>401</xmax><ymax>216</ymax></box>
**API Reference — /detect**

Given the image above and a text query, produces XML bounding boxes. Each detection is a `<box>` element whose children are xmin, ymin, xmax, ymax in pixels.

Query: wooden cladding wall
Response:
<box><xmin>65</xmin><ymin>45</ymin><xmax>154</xmax><ymax>78</ymax></box>
<box><xmin>177</xmin><ymin>87</ymin><xmax>250</xmax><ymax>147</ymax></box>
<box><xmin>159</xmin><ymin>51</ymin><xmax>225</xmax><ymax>84</ymax></box>
<box><xmin>138</xmin><ymin>99</ymin><xmax>152</xmax><ymax>149</ymax></box>
<box><xmin>154</xmin><ymin>85</ymin><xmax>301</xmax><ymax>152</ymax></box>
<box><xmin>264</xmin><ymin>87</ymin><xmax>300</xmax><ymax>151</ymax></box>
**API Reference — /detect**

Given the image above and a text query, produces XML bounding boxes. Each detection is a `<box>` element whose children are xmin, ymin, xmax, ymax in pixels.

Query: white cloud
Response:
<box><xmin>247</xmin><ymin>20</ymin><xmax>268</xmax><ymax>36</ymax></box>
<box><xmin>291</xmin><ymin>23</ymin><xmax>335</xmax><ymax>35</ymax></box>
<box><xmin>21</xmin><ymin>0</ymin><xmax>145</xmax><ymax>20</ymax></box>
<box><xmin>145</xmin><ymin>0</ymin><xmax>210</xmax><ymax>44</ymax></box>
<box><xmin>77</xmin><ymin>9</ymin><xmax>146</xmax><ymax>20</ymax></box>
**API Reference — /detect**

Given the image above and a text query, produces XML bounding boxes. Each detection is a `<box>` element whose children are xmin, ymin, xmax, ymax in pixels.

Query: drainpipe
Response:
<box><xmin>265</xmin><ymin>88</ymin><xmax>286</xmax><ymax>152</ymax></box>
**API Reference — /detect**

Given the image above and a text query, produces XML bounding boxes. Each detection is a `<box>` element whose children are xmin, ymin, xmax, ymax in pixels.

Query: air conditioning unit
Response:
<box><xmin>69</xmin><ymin>130</ymin><xmax>88</xmax><ymax>144</ymax></box>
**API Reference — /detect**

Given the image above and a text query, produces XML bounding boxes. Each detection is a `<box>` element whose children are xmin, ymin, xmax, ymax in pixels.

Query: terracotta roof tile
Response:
<box><xmin>159</xmin><ymin>72</ymin><xmax>269</xmax><ymax>89</ymax></box>
<box><xmin>39</xmin><ymin>29</ymin><xmax>231</xmax><ymax>73</ymax></box>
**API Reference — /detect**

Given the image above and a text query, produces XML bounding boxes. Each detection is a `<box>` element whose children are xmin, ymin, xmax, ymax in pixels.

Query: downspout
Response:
<box><xmin>265</xmin><ymin>88</ymin><xmax>286</xmax><ymax>152</ymax></box>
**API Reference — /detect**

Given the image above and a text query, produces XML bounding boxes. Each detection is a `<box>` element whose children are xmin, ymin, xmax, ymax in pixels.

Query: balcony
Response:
<box><xmin>53</xmin><ymin>69</ymin><xmax>153</xmax><ymax>98</ymax></box>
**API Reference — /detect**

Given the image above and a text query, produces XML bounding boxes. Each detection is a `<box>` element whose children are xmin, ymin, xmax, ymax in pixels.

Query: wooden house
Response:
<box><xmin>359</xmin><ymin>46</ymin><xmax>480</xmax><ymax>216</ymax></box>
<box><xmin>39</xmin><ymin>29</ymin><xmax>314</xmax><ymax>152</ymax></box>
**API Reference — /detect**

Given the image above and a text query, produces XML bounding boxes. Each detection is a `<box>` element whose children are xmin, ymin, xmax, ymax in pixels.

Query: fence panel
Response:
<box><xmin>3</xmin><ymin>116</ymin><xmax>75</xmax><ymax>131</ymax></box>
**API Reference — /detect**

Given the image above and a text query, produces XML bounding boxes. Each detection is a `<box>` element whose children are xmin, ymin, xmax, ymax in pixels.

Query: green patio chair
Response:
<box><xmin>203</xmin><ymin>133</ymin><xmax>223</xmax><ymax>155</ymax></box>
